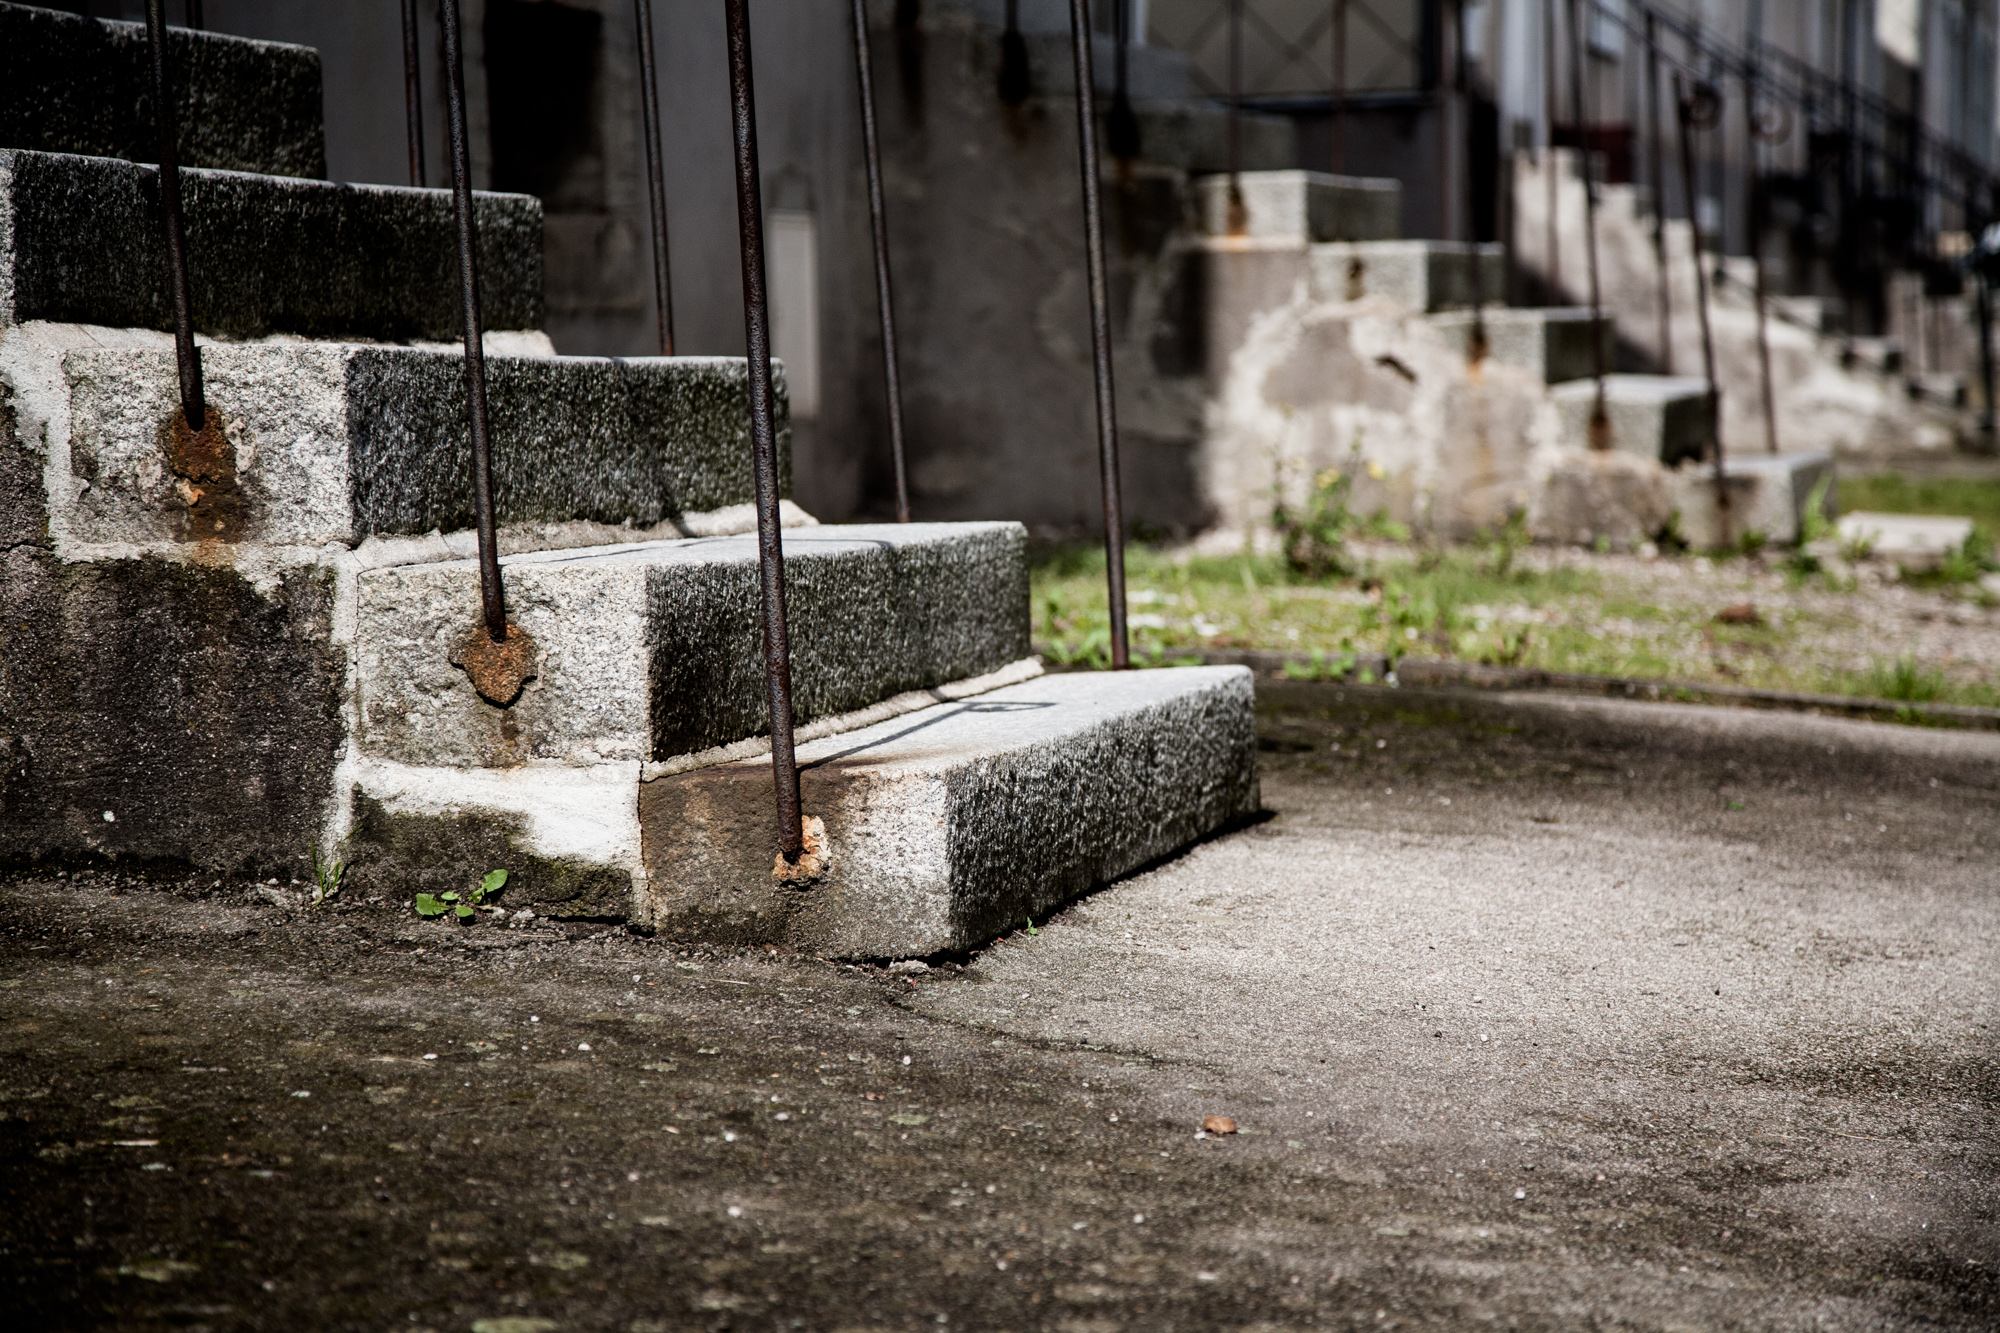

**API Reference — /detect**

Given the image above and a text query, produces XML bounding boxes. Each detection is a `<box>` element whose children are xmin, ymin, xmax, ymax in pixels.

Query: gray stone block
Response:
<box><xmin>1196</xmin><ymin>170</ymin><xmax>1401</xmax><ymax>242</ymax></box>
<box><xmin>0</xmin><ymin>3</ymin><xmax>326</xmax><ymax>179</ymax></box>
<box><xmin>59</xmin><ymin>342</ymin><xmax>781</xmax><ymax>548</ymax></box>
<box><xmin>638</xmin><ymin>667</ymin><xmax>1261</xmax><ymax>958</ymax></box>
<box><xmin>1309</xmin><ymin>240</ymin><xmax>1505</xmax><ymax>311</ymax></box>
<box><xmin>1427</xmin><ymin>306</ymin><xmax>1611</xmax><ymax>384</ymax></box>
<box><xmin>0</xmin><ymin>547</ymin><xmax>344</xmax><ymax>874</ymax></box>
<box><xmin>0</xmin><ymin>150</ymin><xmax>541</xmax><ymax>339</ymax></box>
<box><xmin>1550</xmin><ymin>374</ymin><xmax>1715</xmax><ymax>465</ymax></box>
<box><xmin>1673</xmin><ymin>453</ymin><xmax>1833</xmax><ymax>548</ymax></box>
<box><xmin>354</xmin><ymin>523</ymin><xmax>1030</xmax><ymax>769</ymax></box>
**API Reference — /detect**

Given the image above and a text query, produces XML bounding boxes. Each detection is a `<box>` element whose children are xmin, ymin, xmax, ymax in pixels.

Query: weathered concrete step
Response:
<box><xmin>0</xmin><ymin>3</ymin><xmax>325</xmax><ymax>179</ymax></box>
<box><xmin>1550</xmin><ymin>373</ymin><xmax>1714</xmax><ymax>464</ymax></box>
<box><xmin>1427</xmin><ymin>306</ymin><xmax>1611</xmax><ymax>384</ymax></box>
<box><xmin>638</xmin><ymin>667</ymin><xmax>1259</xmax><ymax>957</ymax></box>
<box><xmin>1308</xmin><ymin>239</ymin><xmax>1504</xmax><ymax>311</ymax></box>
<box><xmin>0</xmin><ymin>149</ymin><xmax>539</xmax><ymax>339</ymax></box>
<box><xmin>1196</xmin><ymin>169</ymin><xmax>1401</xmax><ymax>242</ymax></box>
<box><xmin>44</xmin><ymin>337</ymin><xmax>775</xmax><ymax>550</ymax></box>
<box><xmin>355</xmin><ymin>523</ymin><xmax>1031</xmax><ymax>769</ymax></box>
<box><xmin>1673</xmin><ymin>452</ymin><xmax>1834</xmax><ymax>548</ymax></box>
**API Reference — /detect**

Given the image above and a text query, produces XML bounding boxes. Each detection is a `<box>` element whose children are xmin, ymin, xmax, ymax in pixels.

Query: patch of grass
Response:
<box><xmin>1841</xmin><ymin>473</ymin><xmax>2000</xmax><ymax>531</ymax></box>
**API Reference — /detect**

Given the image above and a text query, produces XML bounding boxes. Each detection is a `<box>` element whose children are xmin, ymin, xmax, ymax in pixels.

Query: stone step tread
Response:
<box><xmin>1196</xmin><ymin>169</ymin><xmax>1401</xmax><ymax>243</ymax></box>
<box><xmin>50</xmin><ymin>337</ymin><xmax>775</xmax><ymax>551</ymax></box>
<box><xmin>0</xmin><ymin>3</ymin><xmax>325</xmax><ymax>178</ymax></box>
<box><xmin>638</xmin><ymin>666</ymin><xmax>1260</xmax><ymax>957</ymax></box>
<box><xmin>356</xmin><ymin>522</ymin><xmax>1031</xmax><ymax>770</ymax></box>
<box><xmin>1309</xmin><ymin>241</ymin><xmax>1504</xmax><ymax>311</ymax></box>
<box><xmin>1427</xmin><ymin>307</ymin><xmax>1613</xmax><ymax>384</ymax></box>
<box><xmin>0</xmin><ymin>149</ymin><xmax>539</xmax><ymax>339</ymax></box>
<box><xmin>1551</xmin><ymin>374</ymin><xmax>1716</xmax><ymax>465</ymax></box>
<box><xmin>1550</xmin><ymin>373</ymin><xmax>1712</xmax><ymax>401</ymax></box>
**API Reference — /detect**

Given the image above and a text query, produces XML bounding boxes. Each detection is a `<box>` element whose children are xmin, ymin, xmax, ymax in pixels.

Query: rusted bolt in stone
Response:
<box><xmin>450</xmin><ymin>621</ymin><xmax>538</xmax><ymax>707</ymax></box>
<box><xmin>772</xmin><ymin>814</ymin><xmax>830</xmax><ymax>886</ymax></box>
<box><xmin>161</xmin><ymin>406</ymin><xmax>242</xmax><ymax>542</ymax></box>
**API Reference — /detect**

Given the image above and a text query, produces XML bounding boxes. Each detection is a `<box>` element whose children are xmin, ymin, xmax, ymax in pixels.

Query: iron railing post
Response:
<box><xmin>1565</xmin><ymin>0</ymin><xmax>1609</xmax><ymax>448</ymax></box>
<box><xmin>1330</xmin><ymin>0</ymin><xmax>1347</xmax><ymax>175</ymax></box>
<box><xmin>1676</xmin><ymin>74</ymin><xmax>1728</xmax><ymax>543</ymax></box>
<box><xmin>1644</xmin><ymin>9</ymin><xmax>1672</xmax><ymax>372</ymax></box>
<box><xmin>1067</xmin><ymin>0</ymin><xmax>1130</xmax><ymax>670</ymax></box>
<box><xmin>635</xmin><ymin>0</ymin><xmax>676</xmax><ymax>355</ymax></box>
<box><xmin>1744</xmin><ymin>44</ymin><xmax>1780</xmax><ymax>454</ymax></box>
<box><xmin>144</xmin><ymin>0</ymin><xmax>204</xmax><ymax>433</ymax></box>
<box><xmin>1542</xmin><ymin>0</ymin><xmax>1560</xmax><ymax>294</ymax></box>
<box><xmin>438</xmin><ymin>0</ymin><xmax>507</xmax><ymax>642</ymax></box>
<box><xmin>1225</xmin><ymin>0</ymin><xmax>1245</xmax><ymax>232</ymax></box>
<box><xmin>850</xmin><ymin>0</ymin><xmax>910</xmax><ymax>521</ymax></box>
<box><xmin>400</xmin><ymin>0</ymin><xmax>427</xmax><ymax>187</ymax></box>
<box><xmin>723</xmin><ymin>0</ymin><xmax>805</xmax><ymax>861</ymax></box>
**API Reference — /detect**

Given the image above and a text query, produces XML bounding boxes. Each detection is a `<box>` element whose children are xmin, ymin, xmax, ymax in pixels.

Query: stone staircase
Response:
<box><xmin>1191</xmin><ymin>166</ymin><xmax>1846</xmax><ymax>549</ymax></box>
<box><xmin>0</xmin><ymin>4</ymin><xmax>1257</xmax><ymax>956</ymax></box>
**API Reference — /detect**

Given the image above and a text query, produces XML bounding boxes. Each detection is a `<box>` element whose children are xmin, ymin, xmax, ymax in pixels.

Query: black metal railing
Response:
<box><xmin>636</xmin><ymin>0</ymin><xmax>676</xmax><ymax>356</ymax></box>
<box><xmin>851</xmin><ymin>0</ymin><xmax>911</xmax><ymax>522</ymax></box>
<box><xmin>144</xmin><ymin>0</ymin><xmax>205</xmax><ymax>435</ymax></box>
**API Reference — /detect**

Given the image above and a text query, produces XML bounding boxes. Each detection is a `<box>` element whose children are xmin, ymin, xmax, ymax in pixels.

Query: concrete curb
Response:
<box><xmin>1045</xmin><ymin>646</ymin><xmax>2000</xmax><ymax>732</ymax></box>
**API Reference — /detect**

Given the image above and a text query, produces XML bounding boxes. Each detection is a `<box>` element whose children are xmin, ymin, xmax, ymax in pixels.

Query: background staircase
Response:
<box><xmin>0</xmin><ymin>3</ymin><xmax>1257</xmax><ymax>957</ymax></box>
<box><xmin>1194</xmin><ymin>166</ymin><xmax>1833</xmax><ymax>550</ymax></box>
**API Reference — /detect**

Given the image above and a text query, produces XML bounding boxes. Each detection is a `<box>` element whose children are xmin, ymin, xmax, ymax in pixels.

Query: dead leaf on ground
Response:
<box><xmin>1202</xmin><ymin>1115</ymin><xmax>1238</xmax><ymax>1135</ymax></box>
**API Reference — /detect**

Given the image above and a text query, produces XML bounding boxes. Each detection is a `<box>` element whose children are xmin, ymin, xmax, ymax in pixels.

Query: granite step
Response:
<box><xmin>352</xmin><ymin>524</ymin><xmax>1032</xmax><ymax>771</ymax></box>
<box><xmin>1550</xmin><ymin>373</ymin><xmax>1715</xmax><ymax>464</ymax></box>
<box><xmin>1308</xmin><ymin>239</ymin><xmax>1505</xmax><ymax>311</ymax></box>
<box><xmin>637</xmin><ymin>666</ymin><xmax>1260</xmax><ymax>957</ymax></box>
<box><xmin>0</xmin><ymin>2</ymin><xmax>325</xmax><ymax>178</ymax></box>
<box><xmin>0</xmin><ymin>149</ymin><xmax>540</xmax><ymax>340</ymax></box>
<box><xmin>1426</xmin><ymin>306</ymin><xmax>1612</xmax><ymax>384</ymax></box>
<box><xmin>1673</xmin><ymin>453</ymin><xmax>1835</xmax><ymax>548</ymax></box>
<box><xmin>29</xmin><ymin>334</ymin><xmax>778</xmax><ymax>553</ymax></box>
<box><xmin>1196</xmin><ymin>169</ymin><xmax>1402</xmax><ymax>243</ymax></box>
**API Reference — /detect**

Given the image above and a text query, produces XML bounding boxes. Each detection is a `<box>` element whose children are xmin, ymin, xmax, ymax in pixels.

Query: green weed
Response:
<box><xmin>415</xmin><ymin>868</ymin><xmax>509</xmax><ymax>921</ymax></box>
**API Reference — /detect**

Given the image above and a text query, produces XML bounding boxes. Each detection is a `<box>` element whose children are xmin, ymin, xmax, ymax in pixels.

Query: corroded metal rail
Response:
<box><xmin>1564</xmin><ymin>0</ymin><xmax>1609</xmax><ymax>448</ymax></box>
<box><xmin>400</xmin><ymin>0</ymin><xmax>426</xmax><ymax>186</ymax></box>
<box><xmin>1675</xmin><ymin>73</ymin><xmax>1729</xmax><ymax>540</ymax></box>
<box><xmin>723</xmin><ymin>0</ymin><xmax>806</xmax><ymax>862</ymax></box>
<box><xmin>636</xmin><ymin>0</ymin><xmax>676</xmax><ymax>355</ymax></box>
<box><xmin>437</xmin><ymin>0</ymin><xmax>507</xmax><ymax>644</ymax></box>
<box><xmin>850</xmin><ymin>0</ymin><xmax>910</xmax><ymax>521</ymax></box>
<box><xmin>144</xmin><ymin>0</ymin><xmax>205</xmax><ymax>432</ymax></box>
<box><xmin>1067</xmin><ymin>0</ymin><xmax>1130</xmax><ymax>669</ymax></box>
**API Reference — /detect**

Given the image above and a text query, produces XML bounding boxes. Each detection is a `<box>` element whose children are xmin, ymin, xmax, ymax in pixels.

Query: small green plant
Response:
<box><xmin>1273</xmin><ymin>468</ymin><xmax>1358</xmax><ymax>580</ymax></box>
<box><xmin>1022</xmin><ymin>916</ymin><xmax>1039</xmax><ymax>936</ymax></box>
<box><xmin>309</xmin><ymin>843</ymin><xmax>344</xmax><ymax>908</ymax></box>
<box><xmin>1476</xmin><ymin>509</ymin><xmax>1532</xmax><ymax>578</ymax></box>
<box><xmin>1798</xmin><ymin>473</ymin><xmax>1835</xmax><ymax>545</ymax></box>
<box><xmin>1938</xmin><ymin>525</ymin><xmax>1995</xmax><ymax>585</ymax></box>
<box><xmin>1735</xmin><ymin>528</ymin><xmax>1768</xmax><ymax>557</ymax></box>
<box><xmin>415</xmin><ymin>868</ymin><xmax>509</xmax><ymax>921</ymax></box>
<box><xmin>1281</xmin><ymin>645</ymin><xmax>1361</xmax><ymax>681</ymax></box>
<box><xmin>1869</xmin><ymin>656</ymin><xmax>1947</xmax><ymax>703</ymax></box>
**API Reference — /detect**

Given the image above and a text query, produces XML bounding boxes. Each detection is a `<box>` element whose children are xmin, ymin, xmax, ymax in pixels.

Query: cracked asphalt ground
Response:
<box><xmin>2</xmin><ymin>683</ymin><xmax>1996</xmax><ymax>1332</ymax></box>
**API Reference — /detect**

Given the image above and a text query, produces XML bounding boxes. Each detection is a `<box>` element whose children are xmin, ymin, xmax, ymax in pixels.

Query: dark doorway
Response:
<box><xmin>485</xmin><ymin>0</ymin><xmax>603</xmax><ymax>212</ymax></box>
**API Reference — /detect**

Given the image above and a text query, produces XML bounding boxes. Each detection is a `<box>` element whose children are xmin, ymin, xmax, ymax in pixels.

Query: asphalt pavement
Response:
<box><xmin>2</xmin><ymin>682</ymin><xmax>1994</xmax><ymax>1331</ymax></box>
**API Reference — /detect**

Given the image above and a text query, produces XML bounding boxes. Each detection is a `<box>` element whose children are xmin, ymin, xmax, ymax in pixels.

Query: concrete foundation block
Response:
<box><xmin>53</xmin><ymin>340</ymin><xmax>781</xmax><ymax>550</ymax></box>
<box><xmin>1308</xmin><ymin>240</ymin><xmax>1505</xmax><ymax>311</ymax></box>
<box><xmin>354</xmin><ymin>523</ymin><xmax>1030</xmax><ymax>769</ymax></box>
<box><xmin>1196</xmin><ymin>170</ymin><xmax>1401</xmax><ymax>242</ymax></box>
<box><xmin>1427</xmin><ymin>307</ymin><xmax>1611</xmax><ymax>384</ymax></box>
<box><xmin>1549</xmin><ymin>374</ymin><xmax>1715</xmax><ymax>464</ymax></box>
<box><xmin>638</xmin><ymin>667</ymin><xmax>1260</xmax><ymax>958</ymax></box>
<box><xmin>1531</xmin><ymin>450</ymin><xmax>1675</xmax><ymax>549</ymax></box>
<box><xmin>0</xmin><ymin>150</ymin><xmax>540</xmax><ymax>339</ymax></box>
<box><xmin>1672</xmin><ymin>453</ymin><xmax>1834</xmax><ymax>548</ymax></box>
<box><xmin>1836</xmin><ymin>511</ymin><xmax>1973</xmax><ymax>571</ymax></box>
<box><xmin>0</xmin><ymin>4</ymin><xmax>325</xmax><ymax>179</ymax></box>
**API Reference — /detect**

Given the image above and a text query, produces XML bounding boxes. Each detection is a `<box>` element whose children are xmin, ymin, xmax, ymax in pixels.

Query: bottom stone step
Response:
<box><xmin>1550</xmin><ymin>374</ymin><xmax>1714</xmax><ymax>464</ymax></box>
<box><xmin>1426</xmin><ymin>307</ymin><xmax>1611</xmax><ymax>384</ymax></box>
<box><xmin>638</xmin><ymin>667</ymin><xmax>1259</xmax><ymax>959</ymax></box>
<box><xmin>1671</xmin><ymin>452</ymin><xmax>1834</xmax><ymax>548</ymax></box>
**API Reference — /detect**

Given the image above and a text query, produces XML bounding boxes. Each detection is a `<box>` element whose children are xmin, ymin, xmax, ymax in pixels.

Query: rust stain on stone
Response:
<box><xmin>450</xmin><ymin>621</ymin><xmax>538</xmax><ymax>708</ymax></box>
<box><xmin>161</xmin><ymin>406</ymin><xmax>243</xmax><ymax>544</ymax></box>
<box><xmin>773</xmin><ymin>814</ymin><xmax>830</xmax><ymax>886</ymax></box>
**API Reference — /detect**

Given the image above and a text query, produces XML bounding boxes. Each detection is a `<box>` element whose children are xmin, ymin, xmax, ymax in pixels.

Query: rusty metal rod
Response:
<box><xmin>400</xmin><ymin>0</ymin><xmax>426</xmax><ymax>187</ymax></box>
<box><xmin>1226</xmin><ymin>0</ymin><xmax>1244</xmax><ymax>230</ymax></box>
<box><xmin>1743</xmin><ymin>65</ymin><xmax>1779</xmax><ymax>455</ymax></box>
<box><xmin>1565</xmin><ymin>0</ymin><xmax>1608</xmax><ymax>444</ymax></box>
<box><xmin>1067</xmin><ymin>0</ymin><xmax>1130</xmax><ymax>670</ymax></box>
<box><xmin>438</xmin><ymin>0</ymin><xmax>506</xmax><ymax>642</ymax></box>
<box><xmin>144</xmin><ymin>0</ymin><xmax>204</xmax><ymax>432</ymax></box>
<box><xmin>635</xmin><ymin>0</ymin><xmax>676</xmax><ymax>355</ymax></box>
<box><xmin>1542</xmin><ymin>0</ymin><xmax>1559</xmax><ymax>294</ymax></box>
<box><xmin>850</xmin><ymin>0</ymin><xmax>909</xmax><ymax>521</ymax></box>
<box><xmin>1331</xmin><ymin>0</ymin><xmax>1346</xmax><ymax>174</ymax></box>
<box><xmin>185</xmin><ymin>0</ymin><xmax>202</xmax><ymax>30</ymax></box>
<box><xmin>1676</xmin><ymin>74</ymin><xmax>1727</xmax><ymax>540</ymax></box>
<box><xmin>1645</xmin><ymin>9</ymin><xmax>1671</xmax><ymax>372</ymax></box>
<box><xmin>723</xmin><ymin>0</ymin><xmax>805</xmax><ymax>861</ymax></box>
